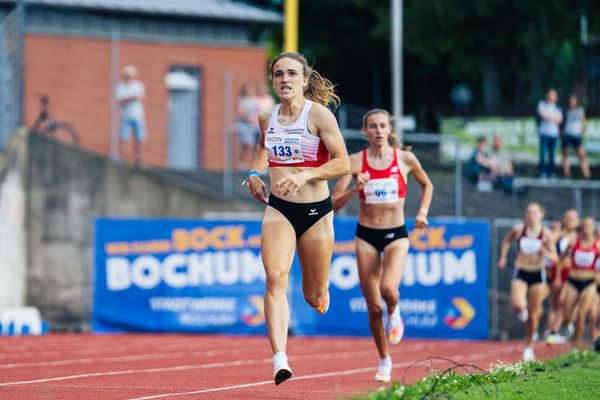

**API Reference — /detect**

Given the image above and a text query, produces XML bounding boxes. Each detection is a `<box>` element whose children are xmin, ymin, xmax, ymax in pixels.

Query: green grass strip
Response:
<box><xmin>351</xmin><ymin>350</ymin><xmax>600</xmax><ymax>400</ymax></box>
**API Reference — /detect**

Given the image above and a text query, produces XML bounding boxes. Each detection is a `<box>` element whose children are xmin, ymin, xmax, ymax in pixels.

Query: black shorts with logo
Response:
<box><xmin>567</xmin><ymin>277</ymin><xmax>596</xmax><ymax>295</ymax></box>
<box><xmin>355</xmin><ymin>223</ymin><xmax>409</xmax><ymax>253</ymax></box>
<box><xmin>268</xmin><ymin>194</ymin><xmax>332</xmax><ymax>239</ymax></box>
<box><xmin>513</xmin><ymin>268</ymin><xmax>547</xmax><ymax>286</ymax></box>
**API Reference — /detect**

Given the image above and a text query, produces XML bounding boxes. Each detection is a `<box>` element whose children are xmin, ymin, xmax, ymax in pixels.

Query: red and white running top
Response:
<box><xmin>571</xmin><ymin>238</ymin><xmax>600</xmax><ymax>271</ymax></box>
<box><xmin>517</xmin><ymin>226</ymin><xmax>544</xmax><ymax>256</ymax></box>
<box><xmin>265</xmin><ymin>100</ymin><xmax>330</xmax><ymax>167</ymax></box>
<box><xmin>359</xmin><ymin>149</ymin><xmax>407</xmax><ymax>204</ymax></box>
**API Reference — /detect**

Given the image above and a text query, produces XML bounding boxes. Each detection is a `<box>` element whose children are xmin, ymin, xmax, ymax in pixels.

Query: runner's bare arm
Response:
<box><xmin>302</xmin><ymin>103</ymin><xmax>350</xmax><ymax>182</ymax></box>
<box><xmin>332</xmin><ymin>153</ymin><xmax>363</xmax><ymax>212</ymax></box>
<box><xmin>498</xmin><ymin>225</ymin><xmax>520</xmax><ymax>270</ymax></box>
<box><xmin>404</xmin><ymin>150</ymin><xmax>433</xmax><ymax>229</ymax></box>
<box><xmin>246</xmin><ymin>110</ymin><xmax>272</xmax><ymax>204</ymax></box>
<box><xmin>542</xmin><ymin>230</ymin><xmax>559</xmax><ymax>265</ymax></box>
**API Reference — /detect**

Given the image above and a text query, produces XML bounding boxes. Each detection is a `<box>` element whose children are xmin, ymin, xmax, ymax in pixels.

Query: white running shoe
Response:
<box><xmin>546</xmin><ymin>333</ymin><xmax>567</xmax><ymax>346</ymax></box>
<box><xmin>374</xmin><ymin>356</ymin><xmax>392</xmax><ymax>382</ymax></box>
<box><xmin>273</xmin><ymin>352</ymin><xmax>293</xmax><ymax>385</ymax></box>
<box><xmin>387</xmin><ymin>305</ymin><xmax>404</xmax><ymax>345</ymax></box>
<box><xmin>567</xmin><ymin>322</ymin><xmax>575</xmax><ymax>339</ymax></box>
<box><xmin>316</xmin><ymin>290</ymin><xmax>330</xmax><ymax>314</ymax></box>
<box><xmin>522</xmin><ymin>346</ymin><xmax>535</xmax><ymax>362</ymax></box>
<box><xmin>517</xmin><ymin>309</ymin><xmax>528</xmax><ymax>323</ymax></box>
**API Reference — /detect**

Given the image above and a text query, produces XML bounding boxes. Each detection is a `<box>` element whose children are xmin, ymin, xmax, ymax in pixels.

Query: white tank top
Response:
<box><xmin>265</xmin><ymin>100</ymin><xmax>329</xmax><ymax>167</ymax></box>
<box><xmin>518</xmin><ymin>227</ymin><xmax>543</xmax><ymax>256</ymax></box>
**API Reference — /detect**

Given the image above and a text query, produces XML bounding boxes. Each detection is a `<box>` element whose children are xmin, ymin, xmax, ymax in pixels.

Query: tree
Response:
<box><xmin>250</xmin><ymin>0</ymin><xmax>600</xmax><ymax>124</ymax></box>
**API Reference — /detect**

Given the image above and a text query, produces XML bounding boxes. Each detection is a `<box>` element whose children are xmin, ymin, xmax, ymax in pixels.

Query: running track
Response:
<box><xmin>0</xmin><ymin>334</ymin><xmax>568</xmax><ymax>400</ymax></box>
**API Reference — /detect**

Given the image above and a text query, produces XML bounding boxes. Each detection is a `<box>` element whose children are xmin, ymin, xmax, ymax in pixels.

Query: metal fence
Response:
<box><xmin>489</xmin><ymin>218</ymin><xmax>521</xmax><ymax>340</ymax></box>
<box><xmin>0</xmin><ymin>2</ymin><xmax>24</xmax><ymax>148</ymax></box>
<box><xmin>513</xmin><ymin>177</ymin><xmax>600</xmax><ymax>219</ymax></box>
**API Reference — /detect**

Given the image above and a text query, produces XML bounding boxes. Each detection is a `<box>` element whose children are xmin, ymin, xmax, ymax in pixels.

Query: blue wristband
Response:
<box><xmin>242</xmin><ymin>170</ymin><xmax>260</xmax><ymax>186</ymax></box>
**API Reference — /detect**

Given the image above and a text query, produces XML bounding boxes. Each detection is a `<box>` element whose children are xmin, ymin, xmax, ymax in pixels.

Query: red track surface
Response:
<box><xmin>0</xmin><ymin>334</ymin><xmax>568</xmax><ymax>400</ymax></box>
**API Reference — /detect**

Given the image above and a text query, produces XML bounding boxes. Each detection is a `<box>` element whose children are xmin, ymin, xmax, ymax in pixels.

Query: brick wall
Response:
<box><xmin>24</xmin><ymin>34</ymin><xmax>269</xmax><ymax>170</ymax></box>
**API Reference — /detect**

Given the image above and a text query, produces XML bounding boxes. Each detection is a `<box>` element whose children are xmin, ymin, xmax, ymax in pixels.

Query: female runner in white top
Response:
<box><xmin>245</xmin><ymin>52</ymin><xmax>350</xmax><ymax>385</ymax></box>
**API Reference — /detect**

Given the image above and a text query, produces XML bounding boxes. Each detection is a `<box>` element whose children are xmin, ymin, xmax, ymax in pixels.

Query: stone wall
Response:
<box><xmin>3</xmin><ymin>132</ymin><xmax>258</xmax><ymax>330</ymax></box>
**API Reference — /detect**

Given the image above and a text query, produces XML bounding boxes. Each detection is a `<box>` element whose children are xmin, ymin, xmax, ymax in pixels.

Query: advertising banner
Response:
<box><xmin>441</xmin><ymin>116</ymin><xmax>600</xmax><ymax>163</ymax></box>
<box><xmin>93</xmin><ymin>219</ymin><xmax>267</xmax><ymax>333</ymax></box>
<box><xmin>290</xmin><ymin>218</ymin><xmax>490</xmax><ymax>339</ymax></box>
<box><xmin>94</xmin><ymin>218</ymin><xmax>489</xmax><ymax>339</ymax></box>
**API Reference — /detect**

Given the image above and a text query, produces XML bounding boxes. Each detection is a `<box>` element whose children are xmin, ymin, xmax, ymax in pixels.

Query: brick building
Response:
<box><xmin>0</xmin><ymin>0</ymin><xmax>281</xmax><ymax>169</ymax></box>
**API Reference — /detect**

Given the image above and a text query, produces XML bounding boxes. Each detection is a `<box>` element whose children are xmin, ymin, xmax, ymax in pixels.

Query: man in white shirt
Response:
<box><xmin>536</xmin><ymin>89</ymin><xmax>562</xmax><ymax>178</ymax></box>
<box><xmin>116</xmin><ymin>65</ymin><xmax>146</xmax><ymax>165</ymax></box>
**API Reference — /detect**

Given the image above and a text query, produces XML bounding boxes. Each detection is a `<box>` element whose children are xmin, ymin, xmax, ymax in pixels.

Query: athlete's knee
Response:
<box><xmin>265</xmin><ymin>270</ymin><xmax>289</xmax><ymax>294</ymax></box>
<box><xmin>529</xmin><ymin>306</ymin><xmax>543</xmax><ymax>320</ymax></box>
<box><xmin>380</xmin><ymin>286</ymin><xmax>399</xmax><ymax>304</ymax></box>
<box><xmin>367</xmin><ymin>302</ymin><xmax>384</xmax><ymax>320</ymax></box>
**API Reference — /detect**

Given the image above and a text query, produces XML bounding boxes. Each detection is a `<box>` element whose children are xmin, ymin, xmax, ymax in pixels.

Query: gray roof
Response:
<box><xmin>4</xmin><ymin>0</ymin><xmax>282</xmax><ymax>24</ymax></box>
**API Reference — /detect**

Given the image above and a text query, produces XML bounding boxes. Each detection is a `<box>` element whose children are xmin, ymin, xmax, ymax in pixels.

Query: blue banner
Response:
<box><xmin>93</xmin><ymin>218</ymin><xmax>489</xmax><ymax>339</ymax></box>
<box><xmin>93</xmin><ymin>219</ymin><xmax>267</xmax><ymax>333</ymax></box>
<box><xmin>290</xmin><ymin>218</ymin><xmax>490</xmax><ymax>339</ymax></box>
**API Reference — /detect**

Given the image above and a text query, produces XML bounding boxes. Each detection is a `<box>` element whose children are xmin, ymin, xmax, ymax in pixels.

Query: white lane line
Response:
<box><xmin>126</xmin><ymin>346</ymin><xmax>520</xmax><ymax>400</ymax></box>
<box><xmin>0</xmin><ymin>340</ymin><xmax>501</xmax><ymax>387</ymax></box>
<box><xmin>0</xmin><ymin>335</ymin><xmax>366</xmax><ymax>361</ymax></box>
<box><xmin>0</xmin><ymin>348</ymin><xmax>381</xmax><ymax>387</ymax></box>
<box><xmin>0</xmin><ymin>338</ymin><xmax>453</xmax><ymax>371</ymax></box>
<box><xmin>0</xmin><ymin>358</ymin><xmax>272</xmax><ymax>387</ymax></box>
<box><xmin>0</xmin><ymin>347</ymin><xmax>255</xmax><ymax>369</ymax></box>
<box><xmin>0</xmin><ymin>336</ymin><xmax>267</xmax><ymax>356</ymax></box>
<box><xmin>130</xmin><ymin>379</ymin><xmax>275</xmax><ymax>399</ymax></box>
<box><xmin>0</xmin><ymin>339</ymin><xmax>263</xmax><ymax>358</ymax></box>
<box><xmin>128</xmin><ymin>360</ymin><xmax>424</xmax><ymax>399</ymax></box>
<box><xmin>0</xmin><ymin>337</ymin><xmax>365</xmax><ymax>369</ymax></box>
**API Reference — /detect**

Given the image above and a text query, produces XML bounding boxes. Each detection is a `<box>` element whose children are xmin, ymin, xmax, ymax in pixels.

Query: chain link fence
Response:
<box><xmin>0</xmin><ymin>1</ymin><xmax>24</xmax><ymax>148</ymax></box>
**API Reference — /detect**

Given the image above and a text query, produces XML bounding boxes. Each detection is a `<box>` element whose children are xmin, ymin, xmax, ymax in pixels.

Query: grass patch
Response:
<box><xmin>351</xmin><ymin>350</ymin><xmax>600</xmax><ymax>400</ymax></box>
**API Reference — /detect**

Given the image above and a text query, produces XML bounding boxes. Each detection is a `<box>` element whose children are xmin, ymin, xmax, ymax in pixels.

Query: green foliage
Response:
<box><xmin>403</xmin><ymin>0</ymin><xmax>598</xmax><ymax>111</ymax></box>
<box><xmin>350</xmin><ymin>350</ymin><xmax>600</xmax><ymax>400</ymax></box>
<box><xmin>250</xmin><ymin>0</ymin><xmax>600</xmax><ymax>116</ymax></box>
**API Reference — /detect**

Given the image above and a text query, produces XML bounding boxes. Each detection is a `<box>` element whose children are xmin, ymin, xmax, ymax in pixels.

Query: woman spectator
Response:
<box><xmin>561</xmin><ymin>94</ymin><xmax>590</xmax><ymax>179</ymax></box>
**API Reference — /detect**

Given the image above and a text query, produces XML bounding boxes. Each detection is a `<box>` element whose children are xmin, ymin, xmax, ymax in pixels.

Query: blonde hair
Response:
<box><xmin>270</xmin><ymin>52</ymin><xmax>340</xmax><ymax>109</ymax></box>
<box><xmin>362</xmin><ymin>108</ymin><xmax>410</xmax><ymax>150</ymax></box>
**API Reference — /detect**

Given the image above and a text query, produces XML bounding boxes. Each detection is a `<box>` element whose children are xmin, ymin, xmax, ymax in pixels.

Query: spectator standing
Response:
<box><xmin>236</xmin><ymin>83</ymin><xmax>259</xmax><ymax>171</ymax></box>
<box><xmin>252</xmin><ymin>83</ymin><xmax>276</xmax><ymax>145</ymax></box>
<box><xmin>254</xmin><ymin>83</ymin><xmax>276</xmax><ymax>114</ymax></box>
<box><xmin>116</xmin><ymin>65</ymin><xmax>147</xmax><ymax>166</ymax></box>
<box><xmin>561</xmin><ymin>94</ymin><xmax>591</xmax><ymax>179</ymax></box>
<box><xmin>467</xmin><ymin>136</ymin><xmax>495</xmax><ymax>192</ymax></box>
<box><xmin>492</xmin><ymin>134</ymin><xmax>515</xmax><ymax>194</ymax></box>
<box><xmin>537</xmin><ymin>89</ymin><xmax>563</xmax><ymax>178</ymax></box>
